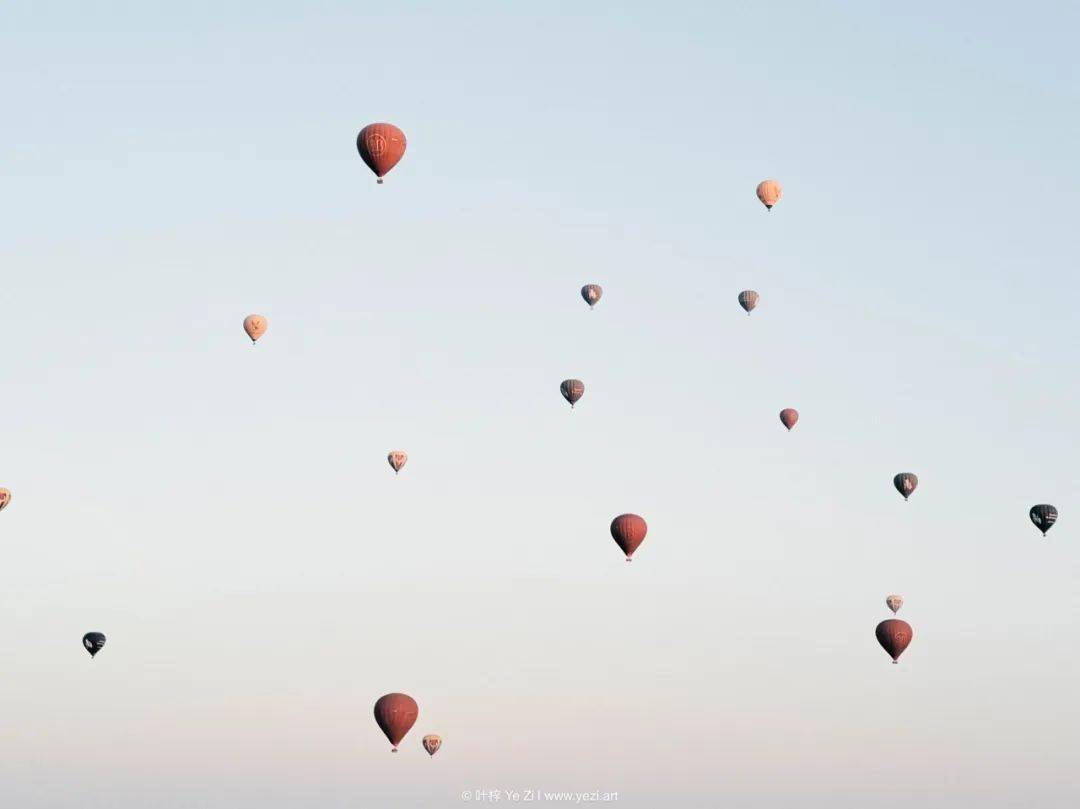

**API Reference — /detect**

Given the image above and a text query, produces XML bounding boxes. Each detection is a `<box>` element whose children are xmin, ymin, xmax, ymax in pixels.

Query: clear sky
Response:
<box><xmin>2</xmin><ymin>2</ymin><xmax>1079</xmax><ymax>807</ymax></box>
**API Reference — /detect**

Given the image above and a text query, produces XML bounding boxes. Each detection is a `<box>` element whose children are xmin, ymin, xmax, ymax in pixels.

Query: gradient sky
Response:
<box><xmin>3</xmin><ymin>2</ymin><xmax>1080</xmax><ymax>807</ymax></box>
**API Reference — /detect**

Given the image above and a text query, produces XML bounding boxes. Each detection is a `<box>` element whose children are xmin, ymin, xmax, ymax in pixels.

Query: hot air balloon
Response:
<box><xmin>581</xmin><ymin>284</ymin><xmax>603</xmax><ymax>309</ymax></box>
<box><xmin>388</xmin><ymin>451</ymin><xmax>408</xmax><ymax>475</ymax></box>
<box><xmin>0</xmin><ymin>488</ymin><xmax>11</xmax><ymax>511</ymax></box>
<box><xmin>356</xmin><ymin>123</ymin><xmax>407</xmax><ymax>184</ymax></box>
<box><xmin>756</xmin><ymin>179</ymin><xmax>782</xmax><ymax>210</ymax></box>
<box><xmin>422</xmin><ymin>734</ymin><xmax>442</xmax><ymax>757</ymax></box>
<box><xmin>1030</xmin><ymin>504</ymin><xmax>1058</xmax><ymax>536</ymax></box>
<box><xmin>560</xmin><ymin>379</ymin><xmax>584</xmax><ymax>409</ymax></box>
<box><xmin>610</xmin><ymin>514</ymin><xmax>648</xmax><ymax>562</ymax></box>
<box><xmin>374</xmin><ymin>693</ymin><xmax>418</xmax><ymax>752</ymax></box>
<box><xmin>885</xmin><ymin>594</ymin><xmax>903</xmax><ymax>615</ymax></box>
<box><xmin>779</xmin><ymin>408</ymin><xmax>799</xmax><ymax>431</ymax></box>
<box><xmin>738</xmin><ymin>290</ymin><xmax>759</xmax><ymax>315</ymax></box>
<box><xmin>243</xmin><ymin>315</ymin><xmax>267</xmax><ymax>343</ymax></box>
<box><xmin>82</xmin><ymin>632</ymin><xmax>106</xmax><ymax>659</ymax></box>
<box><xmin>875</xmin><ymin>619</ymin><xmax>912</xmax><ymax>664</ymax></box>
<box><xmin>893</xmin><ymin>473</ymin><xmax>918</xmax><ymax>501</ymax></box>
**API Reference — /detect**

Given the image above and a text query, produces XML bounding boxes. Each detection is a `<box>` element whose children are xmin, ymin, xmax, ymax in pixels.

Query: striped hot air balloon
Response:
<box><xmin>738</xmin><ymin>290</ymin><xmax>759</xmax><ymax>315</ymax></box>
<box><xmin>560</xmin><ymin>379</ymin><xmax>584</xmax><ymax>409</ymax></box>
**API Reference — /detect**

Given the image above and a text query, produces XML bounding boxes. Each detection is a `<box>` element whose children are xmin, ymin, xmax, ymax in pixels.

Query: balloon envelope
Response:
<box><xmin>357</xmin><ymin>123</ymin><xmax>407</xmax><ymax>183</ymax></box>
<box><xmin>0</xmin><ymin>487</ymin><xmax>11</xmax><ymax>511</ymax></box>
<box><xmin>893</xmin><ymin>473</ymin><xmax>918</xmax><ymax>500</ymax></box>
<box><xmin>374</xmin><ymin>693</ymin><xmax>419</xmax><ymax>751</ymax></box>
<box><xmin>82</xmin><ymin>632</ymin><xmax>106</xmax><ymax>658</ymax></box>
<box><xmin>581</xmin><ymin>284</ymin><xmax>603</xmax><ymax>308</ymax></box>
<box><xmin>422</xmin><ymin>734</ymin><xmax>442</xmax><ymax>756</ymax></box>
<box><xmin>560</xmin><ymin>379</ymin><xmax>584</xmax><ymax>408</ymax></box>
<box><xmin>1029</xmin><ymin>504</ymin><xmax>1058</xmax><ymax>536</ymax></box>
<box><xmin>388</xmin><ymin>451</ymin><xmax>408</xmax><ymax>474</ymax></box>
<box><xmin>610</xmin><ymin>514</ymin><xmax>648</xmax><ymax>561</ymax></box>
<box><xmin>738</xmin><ymin>290</ymin><xmax>759</xmax><ymax>314</ymax></box>
<box><xmin>243</xmin><ymin>315</ymin><xmax>267</xmax><ymax>343</ymax></box>
<box><xmin>756</xmin><ymin>179</ymin><xmax>782</xmax><ymax>210</ymax></box>
<box><xmin>779</xmin><ymin>408</ymin><xmax>799</xmax><ymax>430</ymax></box>
<box><xmin>875</xmin><ymin>619</ymin><xmax>913</xmax><ymax>663</ymax></box>
<box><xmin>885</xmin><ymin>594</ymin><xmax>903</xmax><ymax>614</ymax></box>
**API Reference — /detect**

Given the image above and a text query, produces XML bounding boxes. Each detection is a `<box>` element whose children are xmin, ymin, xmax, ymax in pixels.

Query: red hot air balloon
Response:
<box><xmin>779</xmin><ymin>408</ymin><xmax>799</xmax><ymax>431</ymax></box>
<box><xmin>357</xmin><ymin>123</ymin><xmax>407</xmax><ymax>184</ymax></box>
<box><xmin>374</xmin><ymin>693</ymin><xmax>419</xmax><ymax>751</ymax></box>
<box><xmin>875</xmin><ymin>619</ymin><xmax>913</xmax><ymax>664</ymax></box>
<box><xmin>610</xmin><ymin>514</ymin><xmax>648</xmax><ymax>562</ymax></box>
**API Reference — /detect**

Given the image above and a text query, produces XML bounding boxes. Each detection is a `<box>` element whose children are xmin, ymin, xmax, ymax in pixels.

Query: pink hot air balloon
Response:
<box><xmin>756</xmin><ymin>179</ymin><xmax>782</xmax><ymax>210</ymax></box>
<box><xmin>243</xmin><ymin>315</ymin><xmax>268</xmax><ymax>343</ymax></box>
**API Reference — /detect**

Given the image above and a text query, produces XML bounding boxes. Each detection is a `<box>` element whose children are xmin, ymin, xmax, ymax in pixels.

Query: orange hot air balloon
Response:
<box><xmin>610</xmin><ymin>514</ymin><xmax>648</xmax><ymax>562</ymax></box>
<box><xmin>756</xmin><ymin>179</ymin><xmax>782</xmax><ymax>210</ymax></box>
<box><xmin>875</xmin><ymin>619</ymin><xmax>913</xmax><ymax>664</ymax></box>
<box><xmin>357</xmin><ymin>123</ymin><xmax>407</xmax><ymax>184</ymax></box>
<box><xmin>388</xmin><ymin>451</ymin><xmax>408</xmax><ymax>475</ymax></box>
<box><xmin>0</xmin><ymin>488</ymin><xmax>10</xmax><ymax>511</ymax></box>
<box><xmin>779</xmin><ymin>408</ymin><xmax>799</xmax><ymax>431</ymax></box>
<box><xmin>374</xmin><ymin>693</ymin><xmax>419</xmax><ymax>751</ymax></box>
<box><xmin>422</xmin><ymin>734</ymin><xmax>442</xmax><ymax>757</ymax></box>
<box><xmin>243</xmin><ymin>315</ymin><xmax>267</xmax><ymax>343</ymax></box>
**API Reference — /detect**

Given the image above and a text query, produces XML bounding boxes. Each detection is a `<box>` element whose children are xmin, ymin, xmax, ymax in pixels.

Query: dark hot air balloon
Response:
<box><xmin>422</xmin><ymin>734</ymin><xmax>442</xmax><ymax>756</ymax></box>
<box><xmin>875</xmin><ymin>619</ymin><xmax>912</xmax><ymax>664</ymax></box>
<box><xmin>581</xmin><ymin>284</ymin><xmax>603</xmax><ymax>308</ymax></box>
<box><xmin>738</xmin><ymin>290</ymin><xmax>759</xmax><ymax>315</ymax></box>
<box><xmin>610</xmin><ymin>514</ymin><xmax>648</xmax><ymax>562</ymax></box>
<box><xmin>374</xmin><ymin>693</ymin><xmax>419</xmax><ymax>751</ymax></box>
<box><xmin>82</xmin><ymin>632</ymin><xmax>106</xmax><ymax>659</ymax></box>
<box><xmin>357</xmin><ymin>123</ymin><xmax>407</xmax><ymax>184</ymax></box>
<box><xmin>1029</xmin><ymin>504</ymin><xmax>1058</xmax><ymax>536</ymax></box>
<box><xmin>560</xmin><ymin>379</ymin><xmax>584</xmax><ymax>409</ymax></box>
<box><xmin>893</xmin><ymin>473</ymin><xmax>918</xmax><ymax>501</ymax></box>
<box><xmin>779</xmin><ymin>408</ymin><xmax>799</xmax><ymax>430</ymax></box>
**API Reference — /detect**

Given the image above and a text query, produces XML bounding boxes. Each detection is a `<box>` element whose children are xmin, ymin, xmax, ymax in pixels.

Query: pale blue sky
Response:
<box><xmin>2</xmin><ymin>2</ymin><xmax>1079</xmax><ymax>807</ymax></box>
